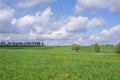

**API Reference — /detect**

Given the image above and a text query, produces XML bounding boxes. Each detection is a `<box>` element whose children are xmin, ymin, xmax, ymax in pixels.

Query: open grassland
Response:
<box><xmin>0</xmin><ymin>46</ymin><xmax>120</xmax><ymax>80</ymax></box>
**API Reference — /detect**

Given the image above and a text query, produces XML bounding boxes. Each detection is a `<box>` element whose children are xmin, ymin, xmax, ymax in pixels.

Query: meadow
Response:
<box><xmin>0</xmin><ymin>46</ymin><xmax>120</xmax><ymax>80</ymax></box>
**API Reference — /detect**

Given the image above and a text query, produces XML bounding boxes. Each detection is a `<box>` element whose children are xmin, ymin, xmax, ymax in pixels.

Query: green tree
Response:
<box><xmin>93</xmin><ymin>43</ymin><xmax>100</xmax><ymax>53</ymax></box>
<box><xmin>71</xmin><ymin>44</ymin><xmax>80</xmax><ymax>52</ymax></box>
<box><xmin>115</xmin><ymin>43</ymin><xmax>120</xmax><ymax>54</ymax></box>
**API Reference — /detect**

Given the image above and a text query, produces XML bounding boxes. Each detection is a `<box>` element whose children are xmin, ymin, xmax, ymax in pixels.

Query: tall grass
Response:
<box><xmin>0</xmin><ymin>46</ymin><xmax>120</xmax><ymax>80</ymax></box>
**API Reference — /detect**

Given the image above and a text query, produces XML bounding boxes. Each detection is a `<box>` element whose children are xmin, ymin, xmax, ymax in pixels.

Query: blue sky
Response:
<box><xmin>0</xmin><ymin>0</ymin><xmax>120</xmax><ymax>46</ymax></box>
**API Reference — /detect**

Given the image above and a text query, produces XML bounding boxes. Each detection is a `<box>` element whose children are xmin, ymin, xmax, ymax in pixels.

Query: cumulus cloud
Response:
<box><xmin>17</xmin><ymin>0</ymin><xmax>55</xmax><ymax>8</ymax></box>
<box><xmin>0</xmin><ymin>2</ymin><xmax>13</xmax><ymax>21</ymax></box>
<box><xmin>0</xmin><ymin>5</ymin><xmax>105</xmax><ymax>45</ymax></box>
<box><xmin>1</xmin><ymin>0</ymin><xmax>55</xmax><ymax>9</ymax></box>
<box><xmin>0</xmin><ymin>2</ymin><xmax>106</xmax><ymax>46</ymax></box>
<box><xmin>40</xmin><ymin>16</ymin><xmax>104</xmax><ymax>40</ymax></box>
<box><xmin>75</xmin><ymin>0</ymin><xmax>120</xmax><ymax>13</ymax></box>
<box><xmin>0</xmin><ymin>2</ymin><xmax>19</xmax><ymax>33</ymax></box>
<box><xmin>14</xmin><ymin>7</ymin><xmax>53</xmax><ymax>33</ymax></box>
<box><xmin>65</xmin><ymin>16</ymin><xmax>104</xmax><ymax>32</ymax></box>
<box><xmin>88</xmin><ymin>24</ymin><xmax>120</xmax><ymax>44</ymax></box>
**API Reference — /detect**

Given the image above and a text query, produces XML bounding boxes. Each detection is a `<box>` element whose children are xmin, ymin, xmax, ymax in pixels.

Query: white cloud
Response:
<box><xmin>65</xmin><ymin>16</ymin><xmax>88</xmax><ymax>32</ymax></box>
<box><xmin>88</xmin><ymin>24</ymin><xmax>120</xmax><ymax>44</ymax></box>
<box><xmin>41</xmin><ymin>16</ymin><xmax>104</xmax><ymax>40</ymax></box>
<box><xmin>17</xmin><ymin>15</ymin><xmax>35</xmax><ymax>28</ymax></box>
<box><xmin>43</xmin><ymin>28</ymin><xmax>69</xmax><ymax>39</ymax></box>
<box><xmin>87</xmin><ymin>18</ymin><xmax>105</xmax><ymax>27</ymax></box>
<box><xmin>0</xmin><ymin>4</ymin><xmax>105</xmax><ymax>46</ymax></box>
<box><xmin>16</xmin><ymin>0</ymin><xmax>55</xmax><ymax>8</ymax></box>
<box><xmin>0</xmin><ymin>2</ymin><xmax>14</xmax><ymax>22</ymax></box>
<box><xmin>0</xmin><ymin>0</ymin><xmax>119</xmax><ymax>46</ymax></box>
<box><xmin>0</xmin><ymin>9</ymin><xmax>13</xmax><ymax>22</ymax></box>
<box><xmin>14</xmin><ymin>7</ymin><xmax>53</xmax><ymax>34</ymax></box>
<box><xmin>0</xmin><ymin>2</ymin><xmax>17</xmax><ymax>33</ymax></box>
<box><xmin>64</xmin><ymin>16</ymin><xmax>104</xmax><ymax>32</ymax></box>
<box><xmin>75</xmin><ymin>0</ymin><xmax>120</xmax><ymax>13</ymax></box>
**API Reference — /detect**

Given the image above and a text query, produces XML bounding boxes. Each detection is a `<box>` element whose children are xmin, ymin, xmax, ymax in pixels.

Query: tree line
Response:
<box><xmin>71</xmin><ymin>42</ymin><xmax>120</xmax><ymax>54</ymax></box>
<box><xmin>0</xmin><ymin>41</ymin><xmax>44</xmax><ymax>47</ymax></box>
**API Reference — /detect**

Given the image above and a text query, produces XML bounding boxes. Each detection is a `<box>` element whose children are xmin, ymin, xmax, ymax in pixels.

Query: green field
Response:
<box><xmin>0</xmin><ymin>46</ymin><xmax>120</xmax><ymax>80</ymax></box>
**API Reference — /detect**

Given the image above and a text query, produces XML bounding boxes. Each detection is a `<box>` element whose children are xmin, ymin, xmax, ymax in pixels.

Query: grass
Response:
<box><xmin>0</xmin><ymin>46</ymin><xmax>120</xmax><ymax>80</ymax></box>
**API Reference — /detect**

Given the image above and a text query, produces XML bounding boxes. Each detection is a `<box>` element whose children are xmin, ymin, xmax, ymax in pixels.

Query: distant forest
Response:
<box><xmin>0</xmin><ymin>41</ymin><xmax>44</xmax><ymax>47</ymax></box>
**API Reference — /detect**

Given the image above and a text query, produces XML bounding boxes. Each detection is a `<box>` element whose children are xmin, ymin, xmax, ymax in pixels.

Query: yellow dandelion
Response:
<box><xmin>65</xmin><ymin>73</ymin><xmax>69</xmax><ymax>77</ymax></box>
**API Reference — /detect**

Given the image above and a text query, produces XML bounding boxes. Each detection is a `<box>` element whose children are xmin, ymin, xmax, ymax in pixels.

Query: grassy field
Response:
<box><xmin>0</xmin><ymin>46</ymin><xmax>120</xmax><ymax>80</ymax></box>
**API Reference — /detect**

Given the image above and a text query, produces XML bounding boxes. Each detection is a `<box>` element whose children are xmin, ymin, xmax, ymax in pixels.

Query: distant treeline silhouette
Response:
<box><xmin>0</xmin><ymin>41</ymin><xmax>44</xmax><ymax>47</ymax></box>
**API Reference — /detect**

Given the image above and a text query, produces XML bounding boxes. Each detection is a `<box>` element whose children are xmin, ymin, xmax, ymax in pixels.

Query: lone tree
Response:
<box><xmin>115</xmin><ymin>42</ymin><xmax>120</xmax><ymax>54</ymax></box>
<box><xmin>93</xmin><ymin>43</ymin><xmax>100</xmax><ymax>53</ymax></box>
<box><xmin>71</xmin><ymin>44</ymin><xmax>80</xmax><ymax>52</ymax></box>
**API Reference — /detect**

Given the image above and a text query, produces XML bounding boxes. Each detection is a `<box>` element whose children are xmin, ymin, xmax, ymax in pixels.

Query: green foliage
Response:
<box><xmin>0</xmin><ymin>46</ymin><xmax>120</xmax><ymax>80</ymax></box>
<box><xmin>93</xmin><ymin>43</ymin><xmax>100</xmax><ymax>53</ymax></box>
<box><xmin>115</xmin><ymin>43</ymin><xmax>120</xmax><ymax>54</ymax></box>
<box><xmin>71</xmin><ymin>44</ymin><xmax>80</xmax><ymax>52</ymax></box>
<box><xmin>105</xmin><ymin>44</ymin><xmax>114</xmax><ymax>47</ymax></box>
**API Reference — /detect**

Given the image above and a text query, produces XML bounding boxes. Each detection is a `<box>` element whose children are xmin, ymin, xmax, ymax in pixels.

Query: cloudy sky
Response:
<box><xmin>0</xmin><ymin>0</ymin><xmax>120</xmax><ymax>46</ymax></box>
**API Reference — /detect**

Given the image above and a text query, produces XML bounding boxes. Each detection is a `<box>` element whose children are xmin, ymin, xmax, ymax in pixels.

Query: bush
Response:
<box><xmin>71</xmin><ymin>44</ymin><xmax>80</xmax><ymax>52</ymax></box>
<box><xmin>115</xmin><ymin>43</ymin><xmax>120</xmax><ymax>54</ymax></box>
<box><xmin>93</xmin><ymin>43</ymin><xmax>100</xmax><ymax>53</ymax></box>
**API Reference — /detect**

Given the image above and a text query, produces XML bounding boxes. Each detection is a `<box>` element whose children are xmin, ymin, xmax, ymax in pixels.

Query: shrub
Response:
<box><xmin>93</xmin><ymin>43</ymin><xmax>100</xmax><ymax>53</ymax></box>
<box><xmin>71</xmin><ymin>44</ymin><xmax>80</xmax><ymax>52</ymax></box>
<box><xmin>115</xmin><ymin>43</ymin><xmax>120</xmax><ymax>54</ymax></box>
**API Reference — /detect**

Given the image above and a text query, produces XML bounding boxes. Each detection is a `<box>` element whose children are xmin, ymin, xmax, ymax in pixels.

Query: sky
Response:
<box><xmin>0</xmin><ymin>0</ymin><xmax>120</xmax><ymax>46</ymax></box>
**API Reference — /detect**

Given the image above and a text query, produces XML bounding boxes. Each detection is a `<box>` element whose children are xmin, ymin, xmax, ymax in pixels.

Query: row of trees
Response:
<box><xmin>0</xmin><ymin>41</ymin><xmax>44</xmax><ymax>47</ymax></box>
<box><xmin>71</xmin><ymin>42</ymin><xmax>120</xmax><ymax>54</ymax></box>
<box><xmin>93</xmin><ymin>42</ymin><xmax>120</xmax><ymax>54</ymax></box>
